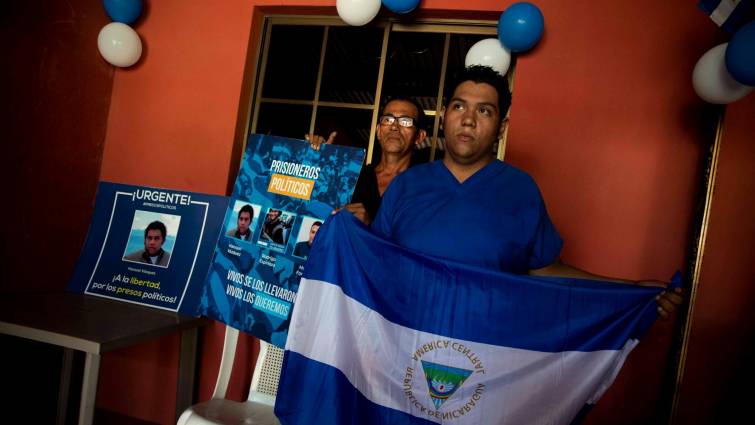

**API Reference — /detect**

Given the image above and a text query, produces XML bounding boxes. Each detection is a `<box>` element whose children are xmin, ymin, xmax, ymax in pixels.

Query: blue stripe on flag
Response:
<box><xmin>303</xmin><ymin>212</ymin><xmax>661</xmax><ymax>352</ymax></box>
<box><xmin>275</xmin><ymin>351</ymin><xmax>438</xmax><ymax>425</ymax></box>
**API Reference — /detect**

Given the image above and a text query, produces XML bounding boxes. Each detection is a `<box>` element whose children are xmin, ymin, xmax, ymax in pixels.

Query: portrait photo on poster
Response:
<box><xmin>291</xmin><ymin>216</ymin><xmax>323</xmax><ymax>260</ymax></box>
<box><xmin>257</xmin><ymin>207</ymin><xmax>297</xmax><ymax>252</ymax></box>
<box><xmin>225</xmin><ymin>200</ymin><xmax>261</xmax><ymax>243</ymax></box>
<box><xmin>122</xmin><ymin>209</ymin><xmax>181</xmax><ymax>268</ymax></box>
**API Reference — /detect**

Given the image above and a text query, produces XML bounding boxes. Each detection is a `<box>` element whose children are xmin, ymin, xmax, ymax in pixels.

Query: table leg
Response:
<box><xmin>57</xmin><ymin>348</ymin><xmax>74</xmax><ymax>425</ymax></box>
<box><xmin>176</xmin><ymin>327</ymin><xmax>199</xmax><ymax>419</ymax></box>
<box><xmin>78</xmin><ymin>352</ymin><xmax>100</xmax><ymax>425</ymax></box>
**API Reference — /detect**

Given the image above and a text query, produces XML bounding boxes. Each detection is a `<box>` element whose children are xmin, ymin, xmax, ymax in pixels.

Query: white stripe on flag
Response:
<box><xmin>286</xmin><ymin>278</ymin><xmax>640</xmax><ymax>424</ymax></box>
<box><xmin>711</xmin><ymin>0</ymin><xmax>742</xmax><ymax>25</ymax></box>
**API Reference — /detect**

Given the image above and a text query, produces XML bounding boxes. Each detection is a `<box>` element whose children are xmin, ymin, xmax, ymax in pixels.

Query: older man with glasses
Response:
<box><xmin>306</xmin><ymin>95</ymin><xmax>427</xmax><ymax>224</ymax></box>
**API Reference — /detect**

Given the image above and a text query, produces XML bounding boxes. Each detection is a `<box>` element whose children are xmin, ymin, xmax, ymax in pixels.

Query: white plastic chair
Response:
<box><xmin>177</xmin><ymin>326</ymin><xmax>284</xmax><ymax>425</ymax></box>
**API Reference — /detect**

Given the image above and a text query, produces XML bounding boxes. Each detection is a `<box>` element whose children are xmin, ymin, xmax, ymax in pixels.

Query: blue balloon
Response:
<box><xmin>103</xmin><ymin>0</ymin><xmax>143</xmax><ymax>25</ymax></box>
<box><xmin>497</xmin><ymin>2</ymin><xmax>544</xmax><ymax>52</ymax></box>
<box><xmin>382</xmin><ymin>0</ymin><xmax>421</xmax><ymax>14</ymax></box>
<box><xmin>725</xmin><ymin>21</ymin><xmax>755</xmax><ymax>86</ymax></box>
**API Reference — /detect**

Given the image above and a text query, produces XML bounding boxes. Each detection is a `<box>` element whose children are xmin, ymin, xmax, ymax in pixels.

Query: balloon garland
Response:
<box><xmin>337</xmin><ymin>0</ymin><xmax>382</xmax><ymax>26</ymax></box>
<box><xmin>725</xmin><ymin>21</ymin><xmax>755</xmax><ymax>87</ymax></box>
<box><xmin>465</xmin><ymin>38</ymin><xmax>512</xmax><ymax>76</ymax></box>
<box><xmin>693</xmin><ymin>19</ymin><xmax>755</xmax><ymax>104</ymax></box>
<box><xmin>497</xmin><ymin>2</ymin><xmax>544</xmax><ymax>53</ymax></box>
<box><xmin>98</xmin><ymin>0</ymin><xmax>144</xmax><ymax>68</ymax></box>
<box><xmin>693</xmin><ymin>43</ymin><xmax>753</xmax><ymax>104</ymax></box>
<box><xmin>336</xmin><ymin>1</ymin><xmax>545</xmax><ymax>77</ymax></box>
<box><xmin>466</xmin><ymin>2</ymin><xmax>545</xmax><ymax>76</ymax></box>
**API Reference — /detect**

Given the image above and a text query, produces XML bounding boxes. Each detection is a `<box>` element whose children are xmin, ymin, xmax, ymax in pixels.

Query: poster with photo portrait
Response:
<box><xmin>122</xmin><ymin>210</ymin><xmax>181</xmax><ymax>268</ymax></box>
<box><xmin>67</xmin><ymin>182</ymin><xmax>229</xmax><ymax>314</ymax></box>
<box><xmin>291</xmin><ymin>216</ymin><xmax>323</xmax><ymax>260</ymax></box>
<box><xmin>257</xmin><ymin>207</ymin><xmax>297</xmax><ymax>252</ymax></box>
<box><xmin>224</xmin><ymin>201</ymin><xmax>261</xmax><ymax>243</ymax></box>
<box><xmin>201</xmin><ymin>134</ymin><xmax>365</xmax><ymax>347</ymax></box>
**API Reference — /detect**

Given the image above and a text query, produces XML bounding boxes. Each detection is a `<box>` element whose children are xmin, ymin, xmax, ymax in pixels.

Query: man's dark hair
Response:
<box><xmin>239</xmin><ymin>204</ymin><xmax>254</xmax><ymax>218</ymax></box>
<box><xmin>144</xmin><ymin>221</ymin><xmax>167</xmax><ymax>240</ymax></box>
<box><xmin>312</xmin><ymin>221</ymin><xmax>323</xmax><ymax>228</ymax></box>
<box><xmin>381</xmin><ymin>95</ymin><xmax>427</xmax><ymax>130</ymax></box>
<box><xmin>444</xmin><ymin>65</ymin><xmax>512</xmax><ymax>118</ymax></box>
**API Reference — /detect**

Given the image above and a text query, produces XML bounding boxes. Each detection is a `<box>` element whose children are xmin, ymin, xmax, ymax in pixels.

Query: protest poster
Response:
<box><xmin>198</xmin><ymin>134</ymin><xmax>365</xmax><ymax>347</ymax></box>
<box><xmin>68</xmin><ymin>182</ymin><xmax>229</xmax><ymax>314</ymax></box>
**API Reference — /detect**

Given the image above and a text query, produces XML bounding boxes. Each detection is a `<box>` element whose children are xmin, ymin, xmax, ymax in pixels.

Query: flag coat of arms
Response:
<box><xmin>275</xmin><ymin>212</ymin><xmax>663</xmax><ymax>424</ymax></box>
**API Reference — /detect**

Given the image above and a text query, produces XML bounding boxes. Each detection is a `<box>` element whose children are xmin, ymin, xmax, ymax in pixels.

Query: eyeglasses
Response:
<box><xmin>379</xmin><ymin>114</ymin><xmax>415</xmax><ymax>128</ymax></box>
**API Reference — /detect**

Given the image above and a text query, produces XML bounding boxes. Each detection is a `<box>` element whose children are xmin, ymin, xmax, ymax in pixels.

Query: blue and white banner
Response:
<box><xmin>699</xmin><ymin>0</ymin><xmax>752</xmax><ymax>32</ymax></box>
<box><xmin>68</xmin><ymin>182</ymin><xmax>229</xmax><ymax>314</ymax></box>
<box><xmin>275</xmin><ymin>212</ymin><xmax>663</xmax><ymax>425</ymax></box>
<box><xmin>199</xmin><ymin>134</ymin><xmax>365</xmax><ymax>347</ymax></box>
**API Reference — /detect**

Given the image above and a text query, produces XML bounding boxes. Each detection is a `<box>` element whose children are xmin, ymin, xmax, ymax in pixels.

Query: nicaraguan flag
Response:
<box><xmin>698</xmin><ymin>0</ymin><xmax>753</xmax><ymax>32</ymax></box>
<box><xmin>275</xmin><ymin>212</ymin><xmax>663</xmax><ymax>424</ymax></box>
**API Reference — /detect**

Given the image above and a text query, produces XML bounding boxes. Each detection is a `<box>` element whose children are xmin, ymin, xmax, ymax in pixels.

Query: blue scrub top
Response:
<box><xmin>372</xmin><ymin>160</ymin><xmax>563</xmax><ymax>273</ymax></box>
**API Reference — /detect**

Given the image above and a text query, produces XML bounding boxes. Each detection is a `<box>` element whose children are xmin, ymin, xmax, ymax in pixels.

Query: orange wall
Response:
<box><xmin>100</xmin><ymin>0</ymin><xmax>255</xmax><ymax>193</ymax></box>
<box><xmin>488</xmin><ymin>3</ymin><xmax>716</xmax><ymax>423</ymax></box>
<box><xmin>96</xmin><ymin>2</ymin><xmax>256</xmax><ymax>423</ymax></box>
<box><xmin>98</xmin><ymin>1</ymin><xmax>724</xmax><ymax>423</ymax></box>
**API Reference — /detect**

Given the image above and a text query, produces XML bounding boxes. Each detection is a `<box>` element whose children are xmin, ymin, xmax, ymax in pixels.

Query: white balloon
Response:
<box><xmin>693</xmin><ymin>43</ymin><xmax>753</xmax><ymax>104</ymax></box>
<box><xmin>465</xmin><ymin>38</ymin><xmax>512</xmax><ymax>76</ymax></box>
<box><xmin>97</xmin><ymin>22</ymin><xmax>143</xmax><ymax>68</ymax></box>
<box><xmin>336</xmin><ymin>0</ymin><xmax>381</xmax><ymax>26</ymax></box>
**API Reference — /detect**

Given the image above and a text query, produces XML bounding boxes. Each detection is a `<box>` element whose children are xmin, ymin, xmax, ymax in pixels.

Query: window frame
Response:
<box><xmin>245</xmin><ymin>15</ymin><xmax>514</xmax><ymax>163</ymax></box>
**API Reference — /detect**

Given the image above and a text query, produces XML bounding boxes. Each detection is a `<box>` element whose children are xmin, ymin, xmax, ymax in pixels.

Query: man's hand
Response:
<box><xmin>332</xmin><ymin>203</ymin><xmax>371</xmax><ymax>225</ymax></box>
<box><xmin>304</xmin><ymin>132</ymin><xmax>337</xmax><ymax>150</ymax></box>
<box><xmin>637</xmin><ymin>280</ymin><xmax>684</xmax><ymax>320</ymax></box>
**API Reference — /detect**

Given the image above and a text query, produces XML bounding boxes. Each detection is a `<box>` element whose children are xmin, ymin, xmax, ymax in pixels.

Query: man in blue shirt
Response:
<box><xmin>371</xmin><ymin>65</ymin><xmax>682</xmax><ymax>318</ymax></box>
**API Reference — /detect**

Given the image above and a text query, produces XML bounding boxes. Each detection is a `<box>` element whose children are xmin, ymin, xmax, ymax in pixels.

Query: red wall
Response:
<box><xmin>486</xmin><ymin>3</ymin><xmax>716</xmax><ymax>423</ymax></box>
<box><xmin>95</xmin><ymin>2</ymin><xmax>255</xmax><ymax>423</ymax></box>
<box><xmin>94</xmin><ymin>1</ymin><xmax>736</xmax><ymax>424</ymax></box>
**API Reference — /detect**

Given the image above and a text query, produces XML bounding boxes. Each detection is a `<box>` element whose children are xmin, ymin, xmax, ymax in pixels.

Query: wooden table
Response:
<box><xmin>0</xmin><ymin>292</ymin><xmax>210</xmax><ymax>425</ymax></box>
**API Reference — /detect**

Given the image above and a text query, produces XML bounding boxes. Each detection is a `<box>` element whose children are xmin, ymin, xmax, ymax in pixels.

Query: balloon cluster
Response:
<box><xmin>693</xmin><ymin>21</ymin><xmax>755</xmax><ymax>104</ymax></box>
<box><xmin>97</xmin><ymin>0</ymin><xmax>144</xmax><ymax>68</ymax></box>
<box><xmin>465</xmin><ymin>2</ymin><xmax>544</xmax><ymax>76</ymax></box>
<box><xmin>337</xmin><ymin>0</ymin><xmax>420</xmax><ymax>26</ymax></box>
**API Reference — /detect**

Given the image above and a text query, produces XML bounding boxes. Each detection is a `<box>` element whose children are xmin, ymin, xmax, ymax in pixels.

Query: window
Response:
<box><xmin>249</xmin><ymin>16</ymin><xmax>512</xmax><ymax>163</ymax></box>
